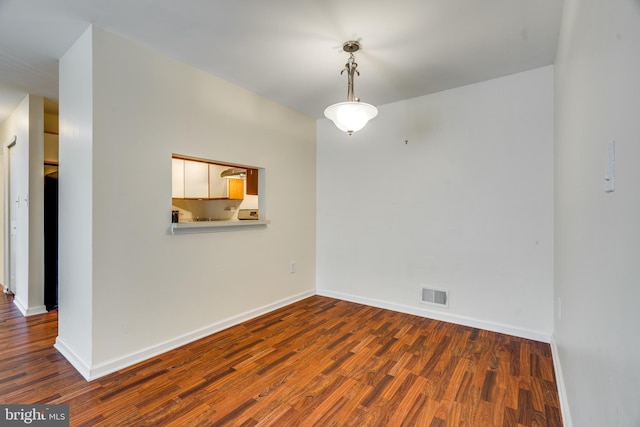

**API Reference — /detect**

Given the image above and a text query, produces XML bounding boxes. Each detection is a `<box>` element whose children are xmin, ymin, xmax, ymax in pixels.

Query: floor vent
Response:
<box><xmin>420</xmin><ymin>287</ymin><xmax>449</xmax><ymax>308</ymax></box>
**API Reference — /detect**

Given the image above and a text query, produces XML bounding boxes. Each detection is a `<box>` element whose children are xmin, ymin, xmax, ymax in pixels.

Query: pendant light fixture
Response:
<box><xmin>324</xmin><ymin>41</ymin><xmax>378</xmax><ymax>135</ymax></box>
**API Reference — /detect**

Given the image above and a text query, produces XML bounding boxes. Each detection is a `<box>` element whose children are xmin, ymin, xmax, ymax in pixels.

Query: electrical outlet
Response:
<box><xmin>290</xmin><ymin>261</ymin><xmax>296</xmax><ymax>274</ymax></box>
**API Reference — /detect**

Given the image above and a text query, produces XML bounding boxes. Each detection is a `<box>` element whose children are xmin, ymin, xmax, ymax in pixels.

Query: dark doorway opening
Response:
<box><xmin>44</xmin><ymin>170</ymin><xmax>58</xmax><ymax>310</ymax></box>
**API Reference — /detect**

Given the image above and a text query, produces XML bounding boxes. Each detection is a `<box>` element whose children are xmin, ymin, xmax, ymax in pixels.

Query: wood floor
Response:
<box><xmin>0</xmin><ymin>291</ymin><xmax>562</xmax><ymax>426</ymax></box>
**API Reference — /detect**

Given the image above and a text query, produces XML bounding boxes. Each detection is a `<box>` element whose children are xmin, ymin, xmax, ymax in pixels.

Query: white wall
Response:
<box><xmin>56</xmin><ymin>26</ymin><xmax>316</xmax><ymax>379</ymax></box>
<box><xmin>0</xmin><ymin>94</ymin><xmax>45</xmax><ymax>315</ymax></box>
<box><xmin>317</xmin><ymin>66</ymin><xmax>554</xmax><ymax>339</ymax></box>
<box><xmin>554</xmin><ymin>0</ymin><xmax>640</xmax><ymax>425</ymax></box>
<box><xmin>56</xmin><ymin>28</ymin><xmax>94</xmax><ymax>370</ymax></box>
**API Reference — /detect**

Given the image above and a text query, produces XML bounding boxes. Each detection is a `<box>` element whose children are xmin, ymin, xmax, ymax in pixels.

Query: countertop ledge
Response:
<box><xmin>170</xmin><ymin>220</ymin><xmax>270</xmax><ymax>234</ymax></box>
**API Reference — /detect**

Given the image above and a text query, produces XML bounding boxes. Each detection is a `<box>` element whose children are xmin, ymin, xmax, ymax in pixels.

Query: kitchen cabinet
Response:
<box><xmin>208</xmin><ymin>164</ymin><xmax>227</xmax><ymax>198</ymax></box>
<box><xmin>184</xmin><ymin>160</ymin><xmax>209</xmax><ymax>199</ymax></box>
<box><xmin>227</xmin><ymin>178</ymin><xmax>244</xmax><ymax>199</ymax></box>
<box><xmin>246</xmin><ymin>169</ymin><xmax>258</xmax><ymax>195</ymax></box>
<box><xmin>172</xmin><ymin>158</ymin><xmax>185</xmax><ymax>198</ymax></box>
<box><xmin>172</xmin><ymin>157</ymin><xmax>246</xmax><ymax>200</ymax></box>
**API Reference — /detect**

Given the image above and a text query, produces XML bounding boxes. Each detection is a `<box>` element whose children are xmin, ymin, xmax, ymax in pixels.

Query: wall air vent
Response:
<box><xmin>420</xmin><ymin>286</ymin><xmax>449</xmax><ymax>308</ymax></box>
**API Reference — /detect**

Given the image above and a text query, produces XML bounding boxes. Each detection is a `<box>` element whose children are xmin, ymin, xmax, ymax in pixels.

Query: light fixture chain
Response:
<box><xmin>341</xmin><ymin>52</ymin><xmax>360</xmax><ymax>102</ymax></box>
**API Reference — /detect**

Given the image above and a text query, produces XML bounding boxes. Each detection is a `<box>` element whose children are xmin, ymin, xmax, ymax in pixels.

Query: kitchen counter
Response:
<box><xmin>170</xmin><ymin>219</ymin><xmax>270</xmax><ymax>234</ymax></box>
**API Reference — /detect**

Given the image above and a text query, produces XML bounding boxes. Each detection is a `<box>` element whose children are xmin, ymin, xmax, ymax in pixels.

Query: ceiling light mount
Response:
<box><xmin>342</xmin><ymin>40</ymin><xmax>361</xmax><ymax>54</ymax></box>
<box><xmin>324</xmin><ymin>40</ymin><xmax>378</xmax><ymax>135</ymax></box>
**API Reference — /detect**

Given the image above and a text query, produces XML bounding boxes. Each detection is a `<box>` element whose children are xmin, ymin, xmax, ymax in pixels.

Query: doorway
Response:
<box><xmin>43</xmin><ymin>164</ymin><xmax>58</xmax><ymax>310</ymax></box>
<box><xmin>43</xmin><ymin>103</ymin><xmax>59</xmax><ymax>310</ymax></box>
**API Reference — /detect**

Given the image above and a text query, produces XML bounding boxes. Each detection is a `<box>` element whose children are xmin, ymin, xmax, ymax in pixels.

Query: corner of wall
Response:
<box><xmin>550</xmin><ymin>335</ymin><xmax>573</xmax><ymax>427</ymax></box>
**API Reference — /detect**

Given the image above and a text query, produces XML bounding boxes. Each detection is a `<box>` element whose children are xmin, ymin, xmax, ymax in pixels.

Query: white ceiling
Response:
<box><xmin>0</xmin><ymin>0</ymin><xmax>564</xmax><ymax>123</ymax></box>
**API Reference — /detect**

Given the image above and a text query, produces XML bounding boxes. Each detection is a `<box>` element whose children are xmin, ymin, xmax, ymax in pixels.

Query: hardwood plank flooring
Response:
<box><xmin>0</xmin><ymin>290</ymin><xmax>562</xmax><ymax>426</ymax></box>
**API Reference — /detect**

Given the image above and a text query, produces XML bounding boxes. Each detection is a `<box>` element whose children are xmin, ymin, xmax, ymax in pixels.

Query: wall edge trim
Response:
<box><xmin>12</xmin><ymin>298</ymin><xmax>27</xmax><ymax>316</ymax></box>
<box><xmin>13</xmin><ymin>298</ymin><xmax>47</xmax><ymax>317</ymax></box>
<box><xmin>81</xmin><ymin>289</ymin><xmax>315</xmax><ymax>381</ymax></box>
<box><xmin>54</xmin><ymin>337</ymin><xmax>92</xmax><ymax>381</ymax></box>
<box><xmin>550</xmin><ymin>334</ymin><xmax>573</xmax><ymax>427</ymax></box>
<box><xmin>317</xmin><ymin>289</ymin><xmax>552</xmax><ymax>343</ymax></box>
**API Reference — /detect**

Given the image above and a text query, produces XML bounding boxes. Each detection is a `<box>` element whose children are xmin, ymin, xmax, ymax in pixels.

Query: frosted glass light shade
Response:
<box><xmin>324</xmin><ymin>101</ymin><xmax>378</xmax><ymax>135</ymax></box>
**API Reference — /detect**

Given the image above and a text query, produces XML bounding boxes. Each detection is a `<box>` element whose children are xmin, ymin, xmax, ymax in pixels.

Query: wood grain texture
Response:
<box><xmin>0</xmin><ymin>290</ymin><xmax>562</xmax><ymax>426</ymax></box>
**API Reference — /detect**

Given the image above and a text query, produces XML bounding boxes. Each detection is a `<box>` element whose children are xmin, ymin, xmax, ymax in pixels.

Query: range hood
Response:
<box><xmin>220</xmin><ymin>168</ymin><xmax>246</xmax><ymax>179</ymax></box>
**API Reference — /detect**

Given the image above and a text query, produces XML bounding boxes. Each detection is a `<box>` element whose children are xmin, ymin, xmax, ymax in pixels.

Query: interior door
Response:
<box><xmin>3</xmin><ymin>138</ymin><xmax>18</xmax><ymax>295</ymax></box>
<box><xmin>8</xmin><ymin>142</ymin><xmax>17</xmax><ymax>294</ymax></box>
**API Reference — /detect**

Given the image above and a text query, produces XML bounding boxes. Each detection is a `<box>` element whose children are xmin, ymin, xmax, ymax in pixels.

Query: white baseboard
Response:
<box><xmin>317</xmin><ymin>289</ymin><xmax>552</xmax><ymax>343</ymax></box>
<box><xmin>61</xmin><ymin>290</ymin><xmax>315</xmax><ymax>381</ymax></box>
<box><xmin>54</xmin><ymin>337</ymin><xmax>92</xmax><ymax>381</ymax></box>
<box><xmin>13</xmin><ymin>298</ymin><xmax>47</xmax><ymax>317</ymax></box>
<box><xmin>12</xmin><ymin>298</ymin><xmax>27</xmax><ymax>316</ymax></box>
<box><xmin>550</xmin><ymin>335</ymin><xmax>573</xmax><ymax>427</ymax></box>
<box><xmin>25</xmin><ymin>305</ymin><xmax>48</xmax><ymax>316</ymax></box>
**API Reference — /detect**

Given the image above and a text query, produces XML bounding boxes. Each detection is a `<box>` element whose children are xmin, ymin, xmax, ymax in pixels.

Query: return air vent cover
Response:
<box><xmin>420</xmin><ymin>286</ymin><xmax>449</xmax><ymax>308</ymax></box>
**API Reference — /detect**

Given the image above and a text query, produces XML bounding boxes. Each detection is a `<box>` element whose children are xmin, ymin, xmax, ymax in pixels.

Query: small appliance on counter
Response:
<box><xmin>238</xmin><ymin>209</ymin><xmax>259</xmax><ymax>220</ymax></box>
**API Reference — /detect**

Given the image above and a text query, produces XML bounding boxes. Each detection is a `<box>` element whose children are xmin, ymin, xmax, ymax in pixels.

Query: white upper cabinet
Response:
<box><xmin>172</xmin><ymin>157</ymin><xmax>246</xmax><ymax>200</ymax></box>
<box><xmin>172</xmin><ymin>158</ymin><xmax>185</xmax><ymax>198</ymax></box>
<box><xmin>209</xmin><ymin>164</ymin><xmax>228</xmax><ymax>198</ymax></box>
<box><xmin>183</xmin><ymin>160</ymin><xmax>209</xmax><ymax>199</ymax></box>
